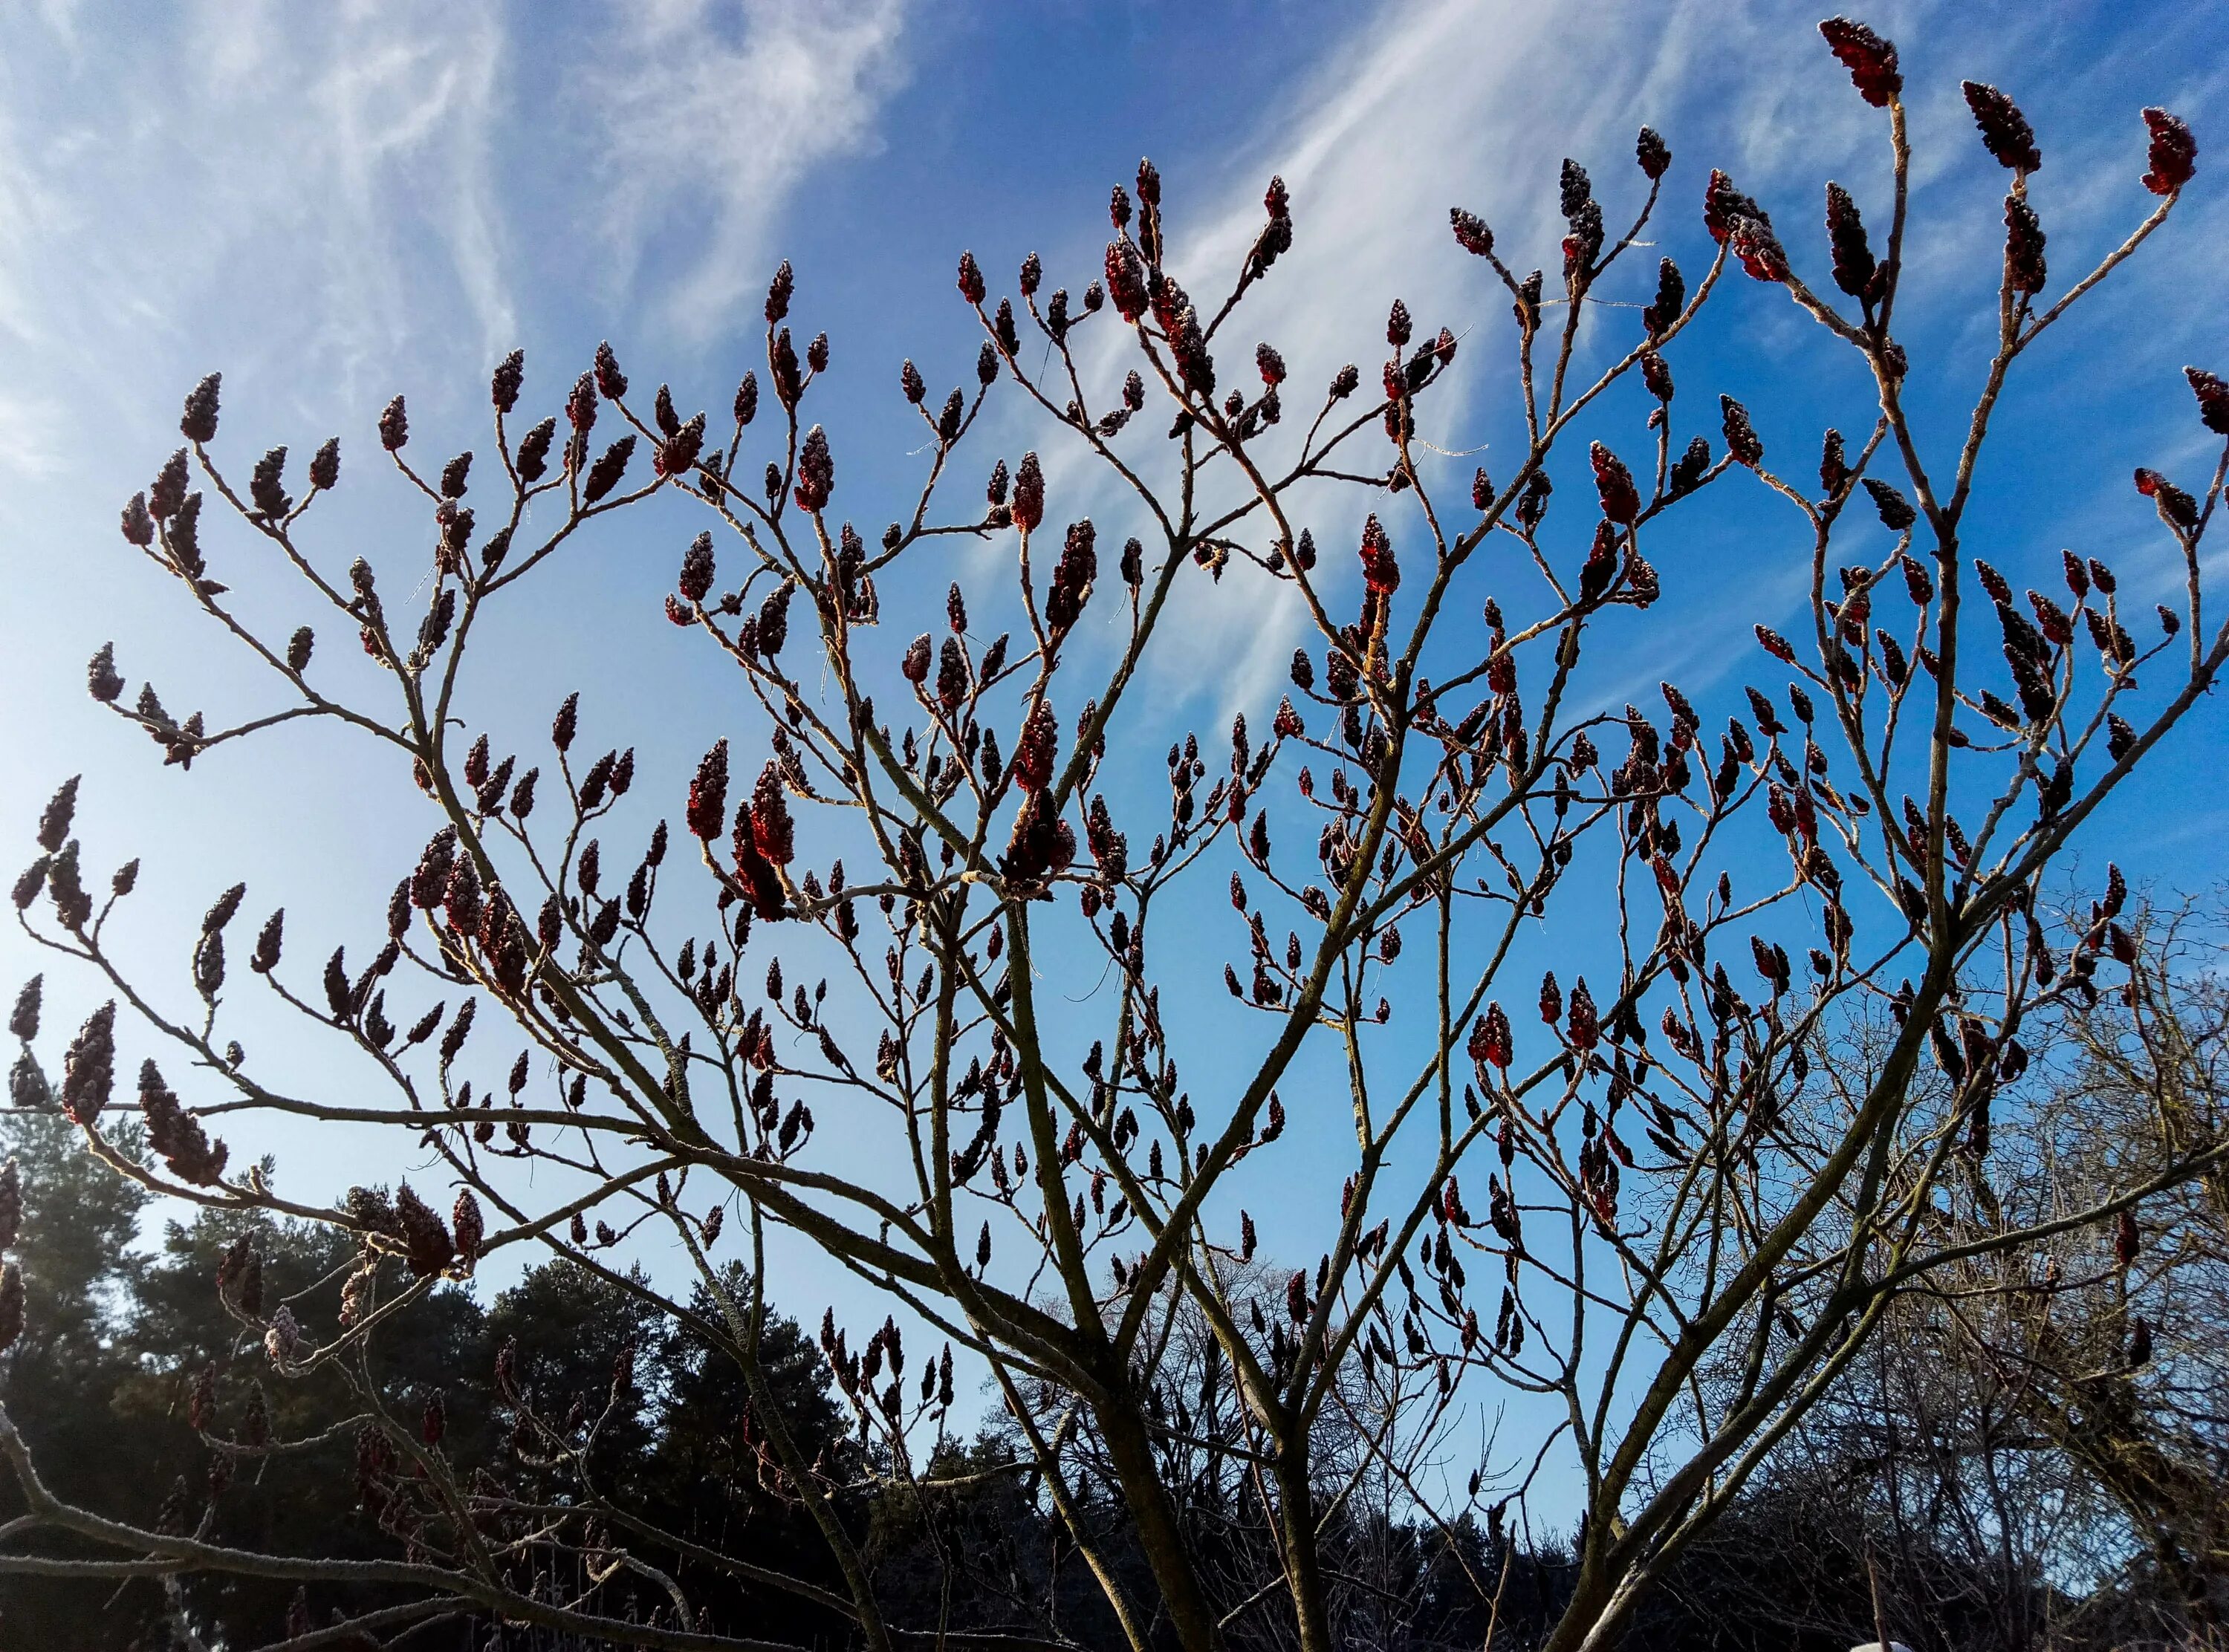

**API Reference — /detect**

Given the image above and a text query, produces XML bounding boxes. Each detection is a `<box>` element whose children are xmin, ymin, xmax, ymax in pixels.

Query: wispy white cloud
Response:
<box><xmin>0</xmin><ymin>0</ymin><xmax>918</xmax><ymax>477</ymax></box>
<box><xmin>1017</xmin><ymin>0</ymin><xmax>1689</xmax><ymax>723</ymax></box>
<box><xmin>0</xmin><ymin>0</ymin><xmax>930</xmax><ymax>1244</ymax></box>
<box><xmin>0</xmin><ymin>389</ymin><xmax>68</xmax><ymax>481</ymax></box>
<box><xmin>0</xmin><ymin>0</ymin><xmax>514</xmax><ymax>469</ymax></box>
<box><xmin>1004</xmin><ymin>0</ymin><xmax>2228</xmax><ymax>735</ymax></box>
<box><xmin>582</xmin><ymin>0</ymin><xmax>912</xmax><ymax>338</ymax></box>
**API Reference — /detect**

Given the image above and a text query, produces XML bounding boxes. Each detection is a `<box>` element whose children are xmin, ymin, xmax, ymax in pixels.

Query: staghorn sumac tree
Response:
<box><xmin>7</xmin><ymin>17</ymin><xmax>2229</xmax><ymax>1652</ymax></box>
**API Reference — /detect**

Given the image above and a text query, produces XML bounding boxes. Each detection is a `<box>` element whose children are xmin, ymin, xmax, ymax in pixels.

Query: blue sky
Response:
<box><xmin>4</xmin><ymin>0</ymin><xmax>2229</xmax><ymax>1526</ymax></box>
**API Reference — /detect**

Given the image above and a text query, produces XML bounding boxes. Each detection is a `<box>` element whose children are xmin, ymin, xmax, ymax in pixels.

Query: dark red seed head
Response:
<box><xmin>565</xmin><ymin>373</ymin><xmax>597</xmax><ymax>432</ymax></box>
<box><xmin>1636</xmin><ymin>126</ymin><xmax>1670</xmax><ymax>181</ymax></box>
<box><xmin>1826</xmin><ymin>183</ymin><xmax>1877</xmax><ymax>300</ymax></box>
<box><xmin>88</xmin><ymin>643</ymin><xmax>124</xmax><ymax>703</ymax></box>
<box><xmin>1013</xmin><ymin>452</ymin><xmax>1045</xmax><ymax>533</ymax></box>
<box><xmin>1728</xmin><ymin>218</ymin><xmax>1788</xmax><ymax>284</ymax></box>
<box><xmin>793</xmin><ymin>426</ymin><xmax>834</xmax><ymax>513</ymax></box>
<box><xmin>1591</xmin><ymin>443</ymin><xmax>1640</xmax><ymax>525</ymax></box>
<box><xmin>180</xmin><ymin>374</ymin><xmax>221</xmax><ymax>444</ymax></box>
<box><xmin>1559</xmin><ymin>158</ymin><xmax>1593</xmax><ymax>221</ymax></box>
<box><xmin>1721</xmin><ymin>396</ymin><xmax>1762</xmax><ymax>467</ymax></box>
<box><xmin>2185</xmin><ymin>366</ymin><xmax>2229</xmax><ymax>435</ymax></box>
<box><xmin>1359</xmin><ymin>515</ymin><xmax>1399</xmax><ymax>595</ymax></box>
<box><xmin>2142</xmin><ymin>108</ymin><xmax>2197</xmax><ymax>196</ymax></box>
<box><xmin>582</xmin><ymin>435</ymin><xmax>635</xmax><ymax>504</ymax></box>
<box><xmin>1702</xmin><ymin>170</ymin><xmax>1766</xmax><ymax>245</ymax></box>
<box><xmin>2004</xmin><ymin>196</ymin><xmax>2047</xmax><ymax>296</ymax></box>
<box><xmin>687</xmin><ymin>741</ymin><xmax>730</xmax><ymax>841</ymax></box>
<box><xmin>1450</xmin><ymin>207</ymin><xmax>1495</xmax><ymax>261</ymax></box>
<box><xmin>2135</xmin><ymin>467</ymin><xmax>2199</xmax><ymax>528</ymax></box>
<box><xmin>1962</xmin><ymin>82</ymin><xmax>2041</xmax><ymax>172</ymax></box>
<box><xmin>36</xmin><ymin>776</ymin><xmax>77</xmax><ymax>855</ymax></box>
<box><xmin>594</xmin><ymin>340</ymin><xmax>627</xmax><ymax>400</ymax></box>
<box><xmin>492</xmin><ymin>348</ymin><xmax>524</xmax><ymax>413</ymax></box>
<box><xmin>1818</xmin><ymin>17</ymin><xmax>1901</xmax><ymax>107</ymax></box>
<box><xmin>1863</xmin><ymin>477</ymin><xmax>1916</xmax><ymax>532</ymax></box>
<box><xmin>678</xmin><ymin>532</ymin><xmax>715</xmax><ymax>603</ymax></box>
<box><xmin>60</xmin><ymin>1001</ymin><xmax>117</xmax><ymax>1125</ymax></box>
<box><xmin>1644</xmin><ymin>258</ymin><xmax>1686</xmax><ymax>337</ymax></box>
<box><xmin>150</xmin><ymin>449</ymin><xmax>190</xmax><ymax>519</ymax></box>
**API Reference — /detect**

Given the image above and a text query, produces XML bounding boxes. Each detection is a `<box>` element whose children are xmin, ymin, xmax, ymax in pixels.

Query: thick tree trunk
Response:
<box><xmin>1272</xmin><ymin>1445</ymin><xmax>1337</xmax><ymax>1652</ymax></box>
<box><xmin>1543</xmin><ymin>1561</ymin><xmax>1645</xmax><ymax>1652</ymax></box>
<box><xmin>1096</xmin><ymin>1399</ymin><xmax>1223</xmax><ymax>1652</ymax></box>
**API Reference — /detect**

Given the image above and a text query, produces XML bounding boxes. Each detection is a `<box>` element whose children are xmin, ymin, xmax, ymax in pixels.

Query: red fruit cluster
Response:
<box><xmin>1010</xmin><ymin>701</ymin><xmax>1060</xmax><ymax>791</ymax></box>
<box><xmin>687</xmin><ymin>741</ymin><xmax>729</xmax><ymax>840</ymax></box>
<box><xmin>1046</xmin><ymin>520</ymin><xmax>1097</xmax><ymax>637</ymax></box>
<box><xmin>1963</xmin><ymin>82</ymin><xmax>2040</xmax><ymax>172</ymax></box>
<box><xmin>2004</xmin><ymin>197</ymin><xmax>2047</xmax><ymax>296</ymax></box>
<box><xmin>1818</xmin><ymin>18</ymin><xmax>1901</xmax><ymax>107</ymax></box>
<box><xmin>138</xmin><ymin>1059</ymin><xmax>227</xmax><ymax>1184</ymax></box>
<box><xmin>1358</xmin><ymin>516</ymin><xmax>1398</xmax><ymax>595</ymax></box>
<box><xmin>1450</xmin><ymin>208</ymin><xmax>1493</xmax><ymax>257</ymax></box>
<box><xmin>2187</xmin><ymin>367</ymin><xmax>2229</xmax><ymax>435</ymax></box>
<box><xmin>1591</xmin><ymin>443</ymin><xmax>1640</xmax><ymax>525</ymax></box>
<box><xmin>1013</xmin><ymin>452</ymin><xmax>1045</xmax><ymax>533</ymax></box>
<box><xmin>794</xmin><ymin>426</ymin><xmax>834</xmax><ymax>513</ymax></box>
<box><xmin>2142</xmin><ymin>108</ymin><xmax>2196</xmax><ymax>196</ymax></box>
